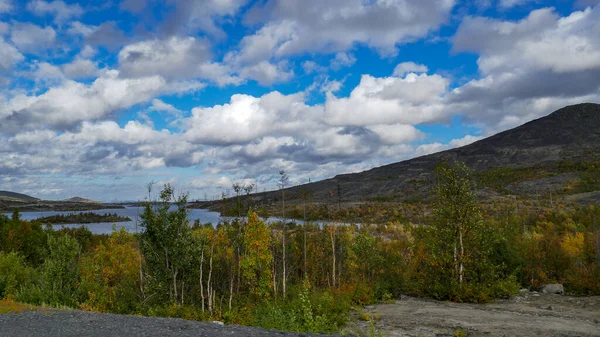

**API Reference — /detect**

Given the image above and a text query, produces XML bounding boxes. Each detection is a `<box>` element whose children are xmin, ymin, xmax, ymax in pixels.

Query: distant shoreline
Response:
<box><xmin>33</xmin><ymin>212</ymin><xmax>131</xmax><ymax>224</ymax></box>
<box><xmin>0</xmin><ymin>201</ymin><xmax>126</xmax><ymax>212</ymax></box>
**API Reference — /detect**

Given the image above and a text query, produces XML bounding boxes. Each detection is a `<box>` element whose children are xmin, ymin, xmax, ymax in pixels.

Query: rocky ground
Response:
<box><xmin>347</xmin><ymin>291</ymin><xmax>600</xmax><ymax>337</ymax></box>
<box><xmin>0</xmin><ymin>309</ymin><xmax>339</xmax><ymax>337</ymax></box>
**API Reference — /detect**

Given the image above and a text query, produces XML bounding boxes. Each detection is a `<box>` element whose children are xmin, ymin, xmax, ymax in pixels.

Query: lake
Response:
<box><xmin>4</xmin><ymin>206</ymin><xmax>221</xmax><ymax>235</ymax></box>
<box><xmin>3</xmin><ymin>206</ymin><xmax>324</xmax><ymax>235</ymax></box>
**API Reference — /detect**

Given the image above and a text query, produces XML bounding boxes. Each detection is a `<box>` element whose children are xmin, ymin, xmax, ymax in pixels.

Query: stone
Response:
<box><xmin>542</xmin><ymin>284</ymin><xmax>564</xmax><ymax>295</ymax></box>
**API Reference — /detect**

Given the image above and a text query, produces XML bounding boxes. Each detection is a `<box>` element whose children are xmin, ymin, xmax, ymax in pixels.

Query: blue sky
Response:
<box><xmin>1</xmin><ymin>0</ymin><xmax>599</xmax><ymax>201</ymax></box>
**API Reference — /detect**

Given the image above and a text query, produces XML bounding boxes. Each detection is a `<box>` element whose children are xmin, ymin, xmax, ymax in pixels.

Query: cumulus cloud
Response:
<box><xmin>325</xmin><ymin>71</ymin><xmax>450</xmax><ymax>126</ymax></box>
<box><xmin>185</xmin><ymin>91</ymin><xmax>318</xmax><ymax>145</ymax></box>
<box><xmin>498</xmin><ymin>0</ymin><xmax>535</xmax><ymax>9</ymax></box>
<box><xmin>242</xmin><ymin>0</ymin><xmax>456</xmax><ymax>59</ymax></box>
<box><xmin>330</xmin><ymin>52</ymin><xmax>356</xmax><ymax>70</ymax></box>
<box><xmin>449</xmin><ymin>5</ymin><xmax>600</xmax><ymax>129</ymax></box>
<box><xmin>10</xmin><ymin>22</ymin><xmax>56</xmax><ymax>53</ymax></box>
<box><xmin>393</xmin><ymin>62</ymin><xmax>429</xmax><ymax>76</ymax></box>
<box><xmin>87</xmin><ymin>22</ymin><xmax>128</xmax><ymax>49</ymax></box>
<box><xmin>454</xmin><ymin>7</ymin><xmax>600</xmax><ymax>74</ymax></box>
<box><xmin>149</xmin><ymin>99</ymin><xmax>181</xmax><ymax>116</ymax></box>
<box><xmin>118</xmin><ymin>36</ymin><xmax>242</xmax><ymax>86</ymax></box>
<box><xmin>62</xmin><ymin>58</ymin><xmax>102</xmax><ymax>79</ymax></box>
<box><xmin>160</xmin><ymin>0</ymin><xmax>249</xmax><ymax>37</ymax></box>
<box><xmin>0</xmin><ymin>0</ymin><xmax>13</xmax><ymax>13</ymax></box>
<box><xmin>0</xmin><ymin>37</ymin><xmax>24</xmax><ymax>72</ymax></box>
<box><xmin>0</xmin><ymin>70</ymin><xmax>204</xmax><ymax>132</ymax></box>
<box><xmin>27</xmin><ymin>0</ymin><xmax>84</xmax><ymax>23</ymax></box>
<box><xmin>120</xmin><ymin>0</ymin><xmax>146</xmax><ymax>13</ymax></box>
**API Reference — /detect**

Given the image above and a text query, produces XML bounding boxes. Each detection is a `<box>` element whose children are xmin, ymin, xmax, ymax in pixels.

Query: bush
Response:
<box><xmin>18</xmin><ymin>234</ymin><xmax>81</xmax><ymax>307</ymax></box>
<box><xmin>0</xmin><ymin>252</ymin><xmax>34</xmax><ymax>299</ymax></box>
<box><xmin>251</xmin><ymin>281</ymin><xmax>346</xmax><ymax>334</ymax></box>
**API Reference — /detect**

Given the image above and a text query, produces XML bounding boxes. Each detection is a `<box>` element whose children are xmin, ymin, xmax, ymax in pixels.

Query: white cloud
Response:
<box><xmin>10</xmin><ymin>22</ymin><xmax>56</xmax><ymax>53</ymax></box>
<box><xmin>325</xmin><ymin>72</ymin><xmax>450</xmax><ymax>126</ymax></box>
<box><xmin>0</xmin><ymin>0</ymin><xmax>13</xmax><ymax>13</ymax></box>
<box><xmin>27</xmin><ymin>0</ymin><xmax>84</xmax><ymax>23</ymax></box>
<box><xmin>498</xmin><ymin>0</ymin><xmax>535</xmax><ymax>9</ymax></box>
<box><xmin>449</xmin><ymin>135</ymin><xmax>484</xmax><ymax>147</ymax></box>
<box><xmin>32</xmin><ymin>61</ymin><xmax>64</xmax><ymax>82</ymax></box>
<box><xmin>185</xmin><ymin>91</ymin><xmax>317</xmax><ymax>145</ymax></box>
<box><xmin>238</xmin><ymin>61</ymin><xmax>293</xmax><ymax>85</ymax></box>
<box><xmin>368</xmin><ymin>124</ymin><xmax>425</xmax><ymax>145</ymax></box>
<box><xmin>330</xmin><ymin>52</ymin><xmax>356</xmax><ymax>70</ymax></box>
<box><xmin>149</xmin><ymin>99</ymin><xmax>181</xmax><ymax>116</ymax></box>
<box><xmin>0</xmin><ymin>21</ymin><xmax>9</xmax><ymax>35</ymax></box>
<box><xmin>67</xmin><ymin>21</ymin><xmax>95</xmax><ymax>37</ymax></box>
<box><xmin>161</xmin><ymin>0</ymin><xmax>249</xmax><ymax>37</ymax></box>
<box><xmin>62</xmin><ymin>58</ymin><xmax>101</xmax><ymax>79</ymax></box>
<box><xmin>393</xmin><ymin>62</ymin><xmax>429</xmax><ymax>76</ymax></box>
<box><xmin>301</xmin><ymin>60</ymin><xmax>323</xmax><ymax>74</ymax></box>
<box><xmin>119</xmin><ymin>36</ymin><xmax>241</xmax><ymax>86</ymax></box>
<box><xmin>241</xmin><ymin>0</ymin><xmax>456</xmax><ymax>59</ymax></box>
<box><xmin>454</xmin><ymin>7</ymin><xmax>600</xmax><ymax>74</ymax></box>
<box><xmin>0</xmin><ymin>70</ymin><xmax>205</xmax><ymax>132</ymax></box>
<box><xmin>415</xmin><ymin>142</ymin><xmax>446</xmax><ymax>156</ymax></box>
<box><xmin>449</xmin><ymin>5</ymin><xmax>600</xmax><ymax>129</ymax></box>
<box><xmin>0</xmin><ymin>37</ymin><xmax>24</xmax><ymax>72</ymax></box>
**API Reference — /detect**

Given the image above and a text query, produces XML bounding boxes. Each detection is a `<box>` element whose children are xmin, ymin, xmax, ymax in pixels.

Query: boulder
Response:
<box><xmin>542</xmin><ymin>284</ymin><xmax>564</xmax><ymax>295</ymax></box>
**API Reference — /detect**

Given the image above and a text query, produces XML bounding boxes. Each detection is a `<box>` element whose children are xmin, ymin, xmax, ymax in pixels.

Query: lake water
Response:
<box><xmin>4</xmin><ymin>206</ymin><xmax>327</xmax><ymax>235</ymax></box>
<box><xmin>4</xmin><ymin>206</ymin><xmax>222</xmax><ymax>235</ymax></box>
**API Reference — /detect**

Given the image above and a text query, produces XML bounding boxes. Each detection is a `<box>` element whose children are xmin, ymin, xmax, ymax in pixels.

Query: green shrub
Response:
<box><xmin>0</xmin><ymin>252</ymin><xmax>34</xmax><ymax>299</ymax></box>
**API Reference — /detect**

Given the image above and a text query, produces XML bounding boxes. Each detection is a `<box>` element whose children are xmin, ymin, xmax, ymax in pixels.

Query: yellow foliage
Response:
<box><xmin>561</xmin><ymin>232</ymin><xmax>584</xmax><ymax>259</ymax></box>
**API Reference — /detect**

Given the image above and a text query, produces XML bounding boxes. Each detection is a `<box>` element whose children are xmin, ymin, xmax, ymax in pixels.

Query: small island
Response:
<box><xmin>33</xmin><ymin>212</ymin><xmax>131</xmax><ymax>224</ymax></box>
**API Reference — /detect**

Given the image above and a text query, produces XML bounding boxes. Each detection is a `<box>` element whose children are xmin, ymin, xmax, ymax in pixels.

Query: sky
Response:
<box><xmin>1</xmin><ymin>0</ymin><xmax>599</xmax><ymax>201</ymax></box>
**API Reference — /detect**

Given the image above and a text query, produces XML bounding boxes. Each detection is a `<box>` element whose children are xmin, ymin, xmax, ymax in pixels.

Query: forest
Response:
<box><xmin>1</xmin><ymin>162</ymin><xmax>599</xmax><ymax>334</ymax></box>
<box><xmin>33</xmin><ymin>212</ymin><xmax>131</xmax><ymax>224</ymax></box>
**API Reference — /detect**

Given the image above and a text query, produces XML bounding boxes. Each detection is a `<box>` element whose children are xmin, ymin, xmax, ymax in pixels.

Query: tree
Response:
<box><xmin>79</xmin><ymin>228</ymin><xmax>140</xmax><ymax>313</ymax></box>
<box><xmin>434</xmin><ymin>161</ymin><xmax>481</xmax><ymax>284</ymax></box>
<box><xmin>244</xmin><ymin>183</ymin><xmax>256</xmax><ymax>213</ymax></box>
<box><xmin>241</xmin><ymin>212</ymin><xmax>273</xmax><ymax>298</ymax></box>
<box><xmin>139</xmin><ymin>184</ymin><xmax>192</xmax><ymax>305</ymax></box>
<box><xmin>414</xmin><ymin>161</ymin><xmax>519</xmax><ymax>301</ymax></box>
<box><xmin>233</xmin><ymin>183</ymin><xmax>242</xmax><ymax>217</ymax></box>
<box><xmin>300</xmin><ymin>189</ymin><xmax>310</xmax><ymax>278</ymax></box>
<box><xmin>277</xmin><ymin>170</ymin><xmax>289</xmax><ymax>297</ymax></box>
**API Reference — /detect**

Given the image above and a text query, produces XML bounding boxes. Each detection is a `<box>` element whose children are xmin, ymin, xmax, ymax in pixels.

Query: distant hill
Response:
<box><xmin>0</xmin><ymin>191</ymin><xmax>39</xmax><ymax>202</ymax></box>
<box><xmin>197</xmin><ymin>103</ymin><xmax>600</xmax><ymax>207</ymax></box>
<box><xmin>64</xmin><ymin>197</ymin><xmax>101</xmax><ymax>204</ymax></box>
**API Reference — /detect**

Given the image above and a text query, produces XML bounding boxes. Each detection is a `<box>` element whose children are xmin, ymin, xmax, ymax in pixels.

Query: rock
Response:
<box><xmin>210</xmin><ymin>321</ymin><xmax>224</xmax><ymax>326</ymax></box>
<box><xmin>532</xmin><ymin>293</ymin><xmax>540</xmax><ymax>297</ymax></box>
<box><xmin>519</xmin><ymin>288</ymin><xmax>529</xmax><ymax>294</ymax></box>
<box><xmin>542</xmin><ymin>284</ymin><xmax>564</xmax><ymax>295</ymax></box>
<box><xmin>547</xmin><ymin>306</ymin><xmax>554</xmax><ymax>311</ymax></box>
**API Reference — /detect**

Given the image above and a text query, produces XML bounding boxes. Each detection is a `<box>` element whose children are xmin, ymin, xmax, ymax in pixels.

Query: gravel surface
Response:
<box><xmin>0</xmin><ymin>309</ymin><xmax>338</xmax><ymax>337</ymax></box>
<box><xmin>348</xmin><ymin>292</ymin><xmax>600</xmax><ymax>337</ymax></box>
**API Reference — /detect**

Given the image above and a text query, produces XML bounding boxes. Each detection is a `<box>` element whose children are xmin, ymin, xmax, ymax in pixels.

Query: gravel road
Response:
<box><xmin>348</xmin><ymin>292</ymin><xmax>600</xmax><ymax>337</ymax></box>
<box><xmin>0</xmin><ymin>309</ymin><xmax>338</xmax><ymax>337</ymax></box>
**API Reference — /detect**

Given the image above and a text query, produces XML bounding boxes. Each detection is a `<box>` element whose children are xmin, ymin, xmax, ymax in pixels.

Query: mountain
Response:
<box><xmin>64</xmin><ymin>197</ymin><xmax>101</xmax><ymax>204</ymax></box>
<box><xmin>0</xmin><ymin>191</ymin><xmax>39</xmax><ymax>202</ymax></box>
<box><xmin>201</xmin><ymin>103</ymin><xmax>600</xmax><ymax>206</ymax></box>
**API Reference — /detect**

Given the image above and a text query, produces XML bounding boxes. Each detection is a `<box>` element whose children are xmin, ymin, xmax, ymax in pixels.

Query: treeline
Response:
<box><xmin>33</xmin><ymin>212</ymin><xmax>131</xmax><ymax>224</ymax></box>
<box><xmin>1</xmin><ymin>162</ymin><xmax>599</xmax><ymax>334</ymax></box>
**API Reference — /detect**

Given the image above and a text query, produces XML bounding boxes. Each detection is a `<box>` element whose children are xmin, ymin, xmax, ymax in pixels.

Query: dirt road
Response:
<box><xmin>347</xmin><ymin>291</ymin><xmax>600</xmax><ymax>337</ymax></box>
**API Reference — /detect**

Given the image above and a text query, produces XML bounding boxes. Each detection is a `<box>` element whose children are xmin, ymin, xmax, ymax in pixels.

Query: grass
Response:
<box><xmin>0</xmin><ymin>299</ymin><xmax>39</xmax><ymax>314</ymax></box>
